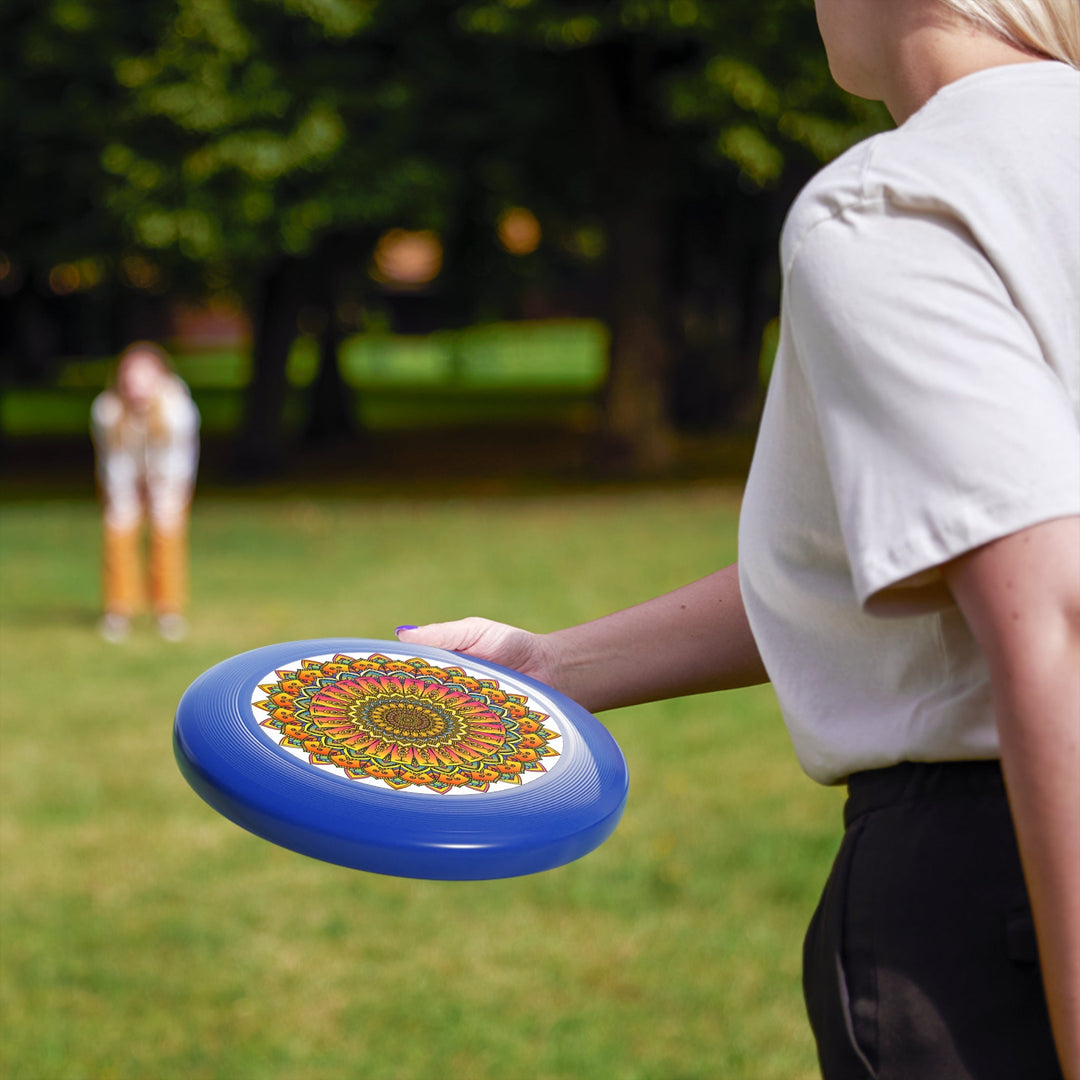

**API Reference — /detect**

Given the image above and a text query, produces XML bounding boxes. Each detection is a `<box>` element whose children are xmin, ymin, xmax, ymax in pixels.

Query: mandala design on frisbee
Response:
<box><xmin>252</xmin><ymin>653</ymin><xmax>561</xmax><ymax>794</ymax></box>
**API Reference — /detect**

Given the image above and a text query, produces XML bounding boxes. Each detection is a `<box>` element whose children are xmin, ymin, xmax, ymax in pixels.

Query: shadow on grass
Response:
<box><xmin>1</xmin><ymin>426</ymin><xmax>758</xmax><ymax>504</ymax></box>
<box><xmin>1</xmin><ymin>604</ymin><xmax>101</xmax><ymax>630</ymax></box>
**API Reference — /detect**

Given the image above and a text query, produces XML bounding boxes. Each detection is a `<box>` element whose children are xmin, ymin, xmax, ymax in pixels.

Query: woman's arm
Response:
<box><xmin>397</xmin><ymin>562</ymin><xmax>768</xmax><ymax>713</ymax></box>
<box><xmin>944</xmin><ymin>515</ymin><xmax>1080</xmax><ymax>1080</ymax></box>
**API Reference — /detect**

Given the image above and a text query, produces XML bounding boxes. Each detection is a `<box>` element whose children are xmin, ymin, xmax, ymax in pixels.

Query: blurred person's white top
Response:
<box><xmin>739</xmin><ymin>61</ymin><xmax>1080</xmax><ymax>785</ymax></box>
<box><xmin>91</xmin><ymin>375</ymin><xmax>200</xmax><ymax>531</ymax></box>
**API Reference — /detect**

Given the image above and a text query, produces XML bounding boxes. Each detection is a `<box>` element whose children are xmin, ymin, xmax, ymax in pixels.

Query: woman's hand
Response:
<box><xmin>396</xmin><ymin>618</ymin><xmax>563</xmax><ymax>688</ymax></box>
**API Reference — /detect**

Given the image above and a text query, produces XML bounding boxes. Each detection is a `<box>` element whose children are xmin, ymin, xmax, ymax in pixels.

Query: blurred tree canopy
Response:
<box><xmin>1</xmin><ymin>0</ymin><xmax>889</xmax><ymax>472</ymax></box>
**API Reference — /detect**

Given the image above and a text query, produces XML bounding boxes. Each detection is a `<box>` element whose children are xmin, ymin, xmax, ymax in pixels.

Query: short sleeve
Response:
<box><xmin>787</xmin><ymin>202</ymin><xmax>1080</xmax><ymax>613</ymax></box>
<box><xmin>163</xmin><ymin>378</ymin><xmax>200</xmax><ymax>435</ymax></box>
<box><xmin>90</xmin><ymin>391</ymin><xmax>122</xmax><ymax>442</ymax></box>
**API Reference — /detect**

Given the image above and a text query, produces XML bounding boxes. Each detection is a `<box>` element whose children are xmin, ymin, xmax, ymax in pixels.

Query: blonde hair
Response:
<box><xmin>116</xmin><ymin>340</ymin><xmax>174</xmax><ymax>377</ymax></box>
<box><xmin>112</xmin><ymin>341</ymin><xmax>179</xmax><ymax>442</ymax></box>
<box><xmin>938</xmin><ymin>0</ymin><xmax>1080</xmax><ymax>66</ymax></box>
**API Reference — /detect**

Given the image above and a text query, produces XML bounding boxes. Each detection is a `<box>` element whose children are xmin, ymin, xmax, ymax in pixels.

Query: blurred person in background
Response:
<box><xmin>398</xmin><ymin>0</ymin><xmax>1080</xmax><ymax>1077</ymax></box>
<box><xmin>91</xmin><ymin>341</ymin><xmax>200</xmax><ymax>643</ymax></box>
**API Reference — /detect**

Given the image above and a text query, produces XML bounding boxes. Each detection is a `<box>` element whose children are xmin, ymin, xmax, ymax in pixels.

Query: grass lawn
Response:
<box><xmin>0</xmin><ymin>485</ymin><xmax>842</xmax><ymax>1080</ymax></box>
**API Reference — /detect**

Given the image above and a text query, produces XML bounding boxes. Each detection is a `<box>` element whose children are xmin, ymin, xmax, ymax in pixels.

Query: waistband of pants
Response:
<box><xmin>844</xmin><ymin>759</ymin><xmax>1005</xmax><ymax>829</ymax></box>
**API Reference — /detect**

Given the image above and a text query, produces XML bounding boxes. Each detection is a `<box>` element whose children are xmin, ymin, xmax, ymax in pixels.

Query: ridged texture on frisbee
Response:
<box><xmin>174</xmin><ymin>638</ymin><xmax>628</xmax><ymax>880</ymax></box>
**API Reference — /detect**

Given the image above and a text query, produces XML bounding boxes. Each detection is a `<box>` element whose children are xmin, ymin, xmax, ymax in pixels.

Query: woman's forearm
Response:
<box><xmin>995</xmin><ymin>664</ymin><xmax>1080</xmax><ymax>1080</ymax></box>
<box><xmin>542</xmin><ymin>562</ymin><xmax>768</xmax><ymax>713</ymax></box>
<box><xmin>946</xmin><ymin>516</ymin><xmax>1080</xmax><ymax>1079</ymax></box>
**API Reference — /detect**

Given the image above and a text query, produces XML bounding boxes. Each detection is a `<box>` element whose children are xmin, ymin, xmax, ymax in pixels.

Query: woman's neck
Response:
<box><xmin>884</xmin><ymin>13</ymin><xmax>1047</xmax><ymax>124</ymax></box>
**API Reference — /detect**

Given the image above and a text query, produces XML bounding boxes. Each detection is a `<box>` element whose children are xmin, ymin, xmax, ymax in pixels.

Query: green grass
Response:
<box><xmin>0</xmin><ymin>487</ymin><xmax>842</xmax><ymax>1079</ymax></box>
<box><xmin>2</xmin><ymin>319</ymin><xmax>609</xmax><ymax>436</ymax></box>
<box><xmin>0</xmin><ymin>384</ymin><xmax>603</xmax><ymax>436</ymax></box>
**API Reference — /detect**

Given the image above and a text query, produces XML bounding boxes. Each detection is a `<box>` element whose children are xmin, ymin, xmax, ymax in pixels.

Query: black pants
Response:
<box><xmin>803</xmin><ymin>761</ymin><xmax>1063</xmax><ymax>1080</ymax></box>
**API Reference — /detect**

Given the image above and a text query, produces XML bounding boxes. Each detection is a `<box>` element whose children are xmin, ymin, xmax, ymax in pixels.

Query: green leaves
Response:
<box><xmin>266</xmin><ymin>0</ymin><xmax>376</xmax><ymax>37</ymax></box>
<box><xmin>3</xmin><ymin>0</ymin><xmax>889</xmax><ymax>295</ymax></box>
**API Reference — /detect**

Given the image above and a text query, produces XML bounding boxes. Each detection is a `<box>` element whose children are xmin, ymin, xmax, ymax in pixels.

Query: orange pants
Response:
<box><xmin>102</xmin><ymin>517</ymin><xmax>188</xmax><ymax>618</ymax></box>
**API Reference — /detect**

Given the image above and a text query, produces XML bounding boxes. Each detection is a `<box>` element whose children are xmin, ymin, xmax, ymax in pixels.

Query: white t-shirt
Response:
<box><xmin>739</xmin><ymin>61</ymin><xmax>1080</xmax><ymax>785</ymax></box>
<box><xmin>92</xmin><ymin>375</ymin><xmax>200</xmax><ymax>531</ymax></box>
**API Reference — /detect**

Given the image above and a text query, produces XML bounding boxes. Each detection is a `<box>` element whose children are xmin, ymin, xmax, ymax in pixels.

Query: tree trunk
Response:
<box><xmin>603</xmin><ymin>189</ymin><xmax>675</xmax><ymax>471</ymax></box>
<box><xmin>585</xmin><ymin>42</ymin><xmax>677</xmax><ymax>474</ymax></box>
<box><xmin>232</xmin><ymin>257</ymin><xmax>304</xmax><ymax>479</ymax></box>
<box><xmin>668</xmin><ymin>187</ymin><xmax>780</xmax><ymax>432</ymax></box>
<box><xmin>302</xmin><ymin>303</ymin><xmax>355</xmax><ymax>447</ymax></box>
<box><xmin>2</xmin><ymin>279</ymin><xmax>60</xmax><ymax>384</ymax></box>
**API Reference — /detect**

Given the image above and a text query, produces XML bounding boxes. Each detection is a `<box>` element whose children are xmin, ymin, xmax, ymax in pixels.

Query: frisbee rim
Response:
<box><xmin>173</xmin><ymin>638</ymin><xmax>628</xmax><ymax>879</ymax></box>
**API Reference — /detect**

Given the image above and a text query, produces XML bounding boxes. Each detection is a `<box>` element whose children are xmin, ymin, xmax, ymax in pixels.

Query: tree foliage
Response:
<box><xmin>1</xmin><ymin>0</ymin><xmax>890</xmax><ymax>470</ymax></box>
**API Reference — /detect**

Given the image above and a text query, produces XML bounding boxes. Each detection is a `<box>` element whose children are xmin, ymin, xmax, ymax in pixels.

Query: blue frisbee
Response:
<box><xmin>173</xmin><ymin>638</ymin><xmax>628</xmax><ymax>880</ymax></box>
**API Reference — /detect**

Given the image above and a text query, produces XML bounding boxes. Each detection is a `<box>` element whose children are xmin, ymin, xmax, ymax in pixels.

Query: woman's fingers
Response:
<box><xmin>396</xmin><ymin>617</ymin><xmax>498</xmax><ymax>653</ymax></box>
<box><xmin>395</xmin><ymin>618</ymin><xmax>550</xmax><ymax>682</ymax></box>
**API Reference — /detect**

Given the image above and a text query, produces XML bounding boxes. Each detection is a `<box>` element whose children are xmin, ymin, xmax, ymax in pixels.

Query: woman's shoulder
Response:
<box><xmin>156</xmin><ymin>376</ymin><xmax>200</xmax><ymax>428</ymax></box>
<box><xmin>782</xmin><ymin>61</ymin><xmax>1079</xmax><ymax>273</ymax></box>
<box><xmin>91</xmin><ymin>389</ymin><xmax>124</xmax><ymax>429</ymax></box>
<box><xmin>779</xmin><ymin>136</ymin><xmax>885</xmax><ymax>271</ymax></box>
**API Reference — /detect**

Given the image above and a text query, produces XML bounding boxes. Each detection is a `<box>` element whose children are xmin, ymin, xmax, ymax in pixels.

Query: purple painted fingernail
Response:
<box><xmin>395</xmin><ymin>625</ymin><xmax>418</xmax><ymax>635</ymax></box>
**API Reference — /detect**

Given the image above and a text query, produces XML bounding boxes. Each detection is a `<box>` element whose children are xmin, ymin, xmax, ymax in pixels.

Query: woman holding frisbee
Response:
<box><xmin>399</xmin><ymin>0</ymin><xmax>1079</xmax><ymax>1075</ymax></box>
